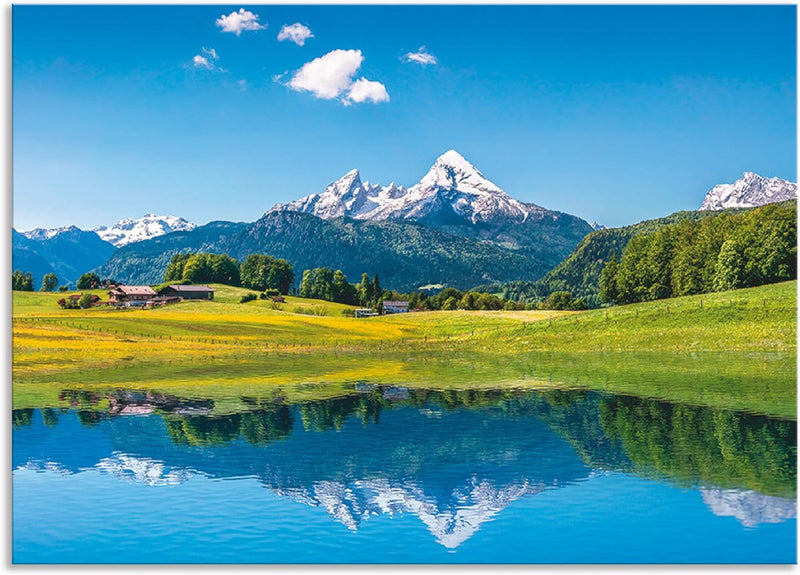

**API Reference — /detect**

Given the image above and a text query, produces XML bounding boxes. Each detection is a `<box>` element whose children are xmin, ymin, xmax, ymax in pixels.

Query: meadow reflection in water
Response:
<box><xmin>12</xmin><ymin>385</ymin><xmax>797</xmax><ymax>562</ymax></box>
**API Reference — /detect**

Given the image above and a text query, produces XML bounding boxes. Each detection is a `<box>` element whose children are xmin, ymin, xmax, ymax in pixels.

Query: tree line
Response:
<box><xmin>298</xmin><ymin>267</ymin><xmax>535</xmax><ymax>311</ymax></box>
<box><xmin>164</xmin><ymin>252</ymin><xmax>295</xmax><ymax>294</ymax></box>
<box><xmin>599</xmin><ymin>201</ymin><xmax>796</xmax><ymax>305</ymax></box>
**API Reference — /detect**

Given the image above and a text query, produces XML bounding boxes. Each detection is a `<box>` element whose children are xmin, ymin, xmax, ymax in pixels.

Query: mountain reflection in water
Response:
<box><xmin>12</xmin><ymin>386</ymin><xmax>797</xmax><ymax>549</ymax></box>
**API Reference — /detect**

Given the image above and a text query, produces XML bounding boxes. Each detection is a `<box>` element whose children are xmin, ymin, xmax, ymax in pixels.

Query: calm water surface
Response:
<box><xmin>12</xmin><ymin>385</ymin><xmax>797</xmax><ymax>563</ymax></box>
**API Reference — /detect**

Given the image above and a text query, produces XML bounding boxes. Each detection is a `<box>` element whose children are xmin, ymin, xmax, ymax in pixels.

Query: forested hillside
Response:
<box><xmin>477</xmin><ymin>203</ymin><xmax>794</xmax><ymax>308</ymax></box>
<box><xmin>600</xmin><ymin>200</ymin><xmax>796</xmax><ymax>304</ymax></box>
<box><xmin>95</xmin><ymin>211</ymin><xmax>557</xmax><ymax>292</ymax></box>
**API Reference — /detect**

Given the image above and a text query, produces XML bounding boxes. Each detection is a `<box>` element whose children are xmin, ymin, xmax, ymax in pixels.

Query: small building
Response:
<box><xmin>157</xmin><ymin>285</ymin><xmax>215</xmax><ymax>301</ymax></box>
<box><xmin>383</xmin><ymin>301</ymin><xmax>409</xmax><ymax>314</ymax></box>
<box><xmin>108</xmin><ymin>285</ymin><xmax>157</xmax><ymax>304</ymax></box>
<box><xmin>355</xmin><ymin>308</ymin><xmax>378</xmax><ymax>318</ymax></box>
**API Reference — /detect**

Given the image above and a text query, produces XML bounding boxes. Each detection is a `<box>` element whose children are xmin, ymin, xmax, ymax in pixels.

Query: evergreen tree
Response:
<box><xmin>359</xmin><ymin>273</ymin><xmax>374</xmax><ymax>306</ymax></box>
<box><xmin>299</xmin><ymin>269</ymin><xmax>313</xmax><ymax>298</ymax></box>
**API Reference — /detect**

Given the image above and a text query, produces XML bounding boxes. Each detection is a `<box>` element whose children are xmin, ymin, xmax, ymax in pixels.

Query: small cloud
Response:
<box><xmin>193</xmin><ymin>55</ymin><xmax>212</xmax><ymax>69</ymax></box>
<box><xmin>216</xmin><ymin>8</ymin><xmax>267</xmax><ymax>35</ymax></box>
<box><xmin>403</xmin><ymin>46</ymin><xmax>437</xmax><ymax>66</ymax></box>
<box><xmin>192</xmin><ymin>47</ymin><xmax>224</xmax><ymax>72</ymax></box>
<box><xmin>346</xmin><ymin>78</ymin><xmax>389</xmax><ymax>104</ymax></box>
<box><xmin>277</xmin><ymin>23</ymin><xmax>314</xmax><ymax>46</ymax></box>
<box><xmin>237</xmin><ymin>79</ymin><xmax>248</xmax><ymax>91</ymax></box>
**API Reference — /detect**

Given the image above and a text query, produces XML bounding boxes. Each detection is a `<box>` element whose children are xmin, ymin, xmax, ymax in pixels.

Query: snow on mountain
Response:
<box><xmin>699</xmin><ymin>172</ymin><xmax>797</xmax><ymax>211</ymax></box>
<box><xmin>274</xmin><ymin>475</ymin><xmax>547</xmax><ymax>548</ymax></box>
<box><xmin>94</xmin><ymin>214</ymin><xmax>197</xmax><ymax>247</ymax></box>
<box><xmin>589</xmin><ymin>221</ymin><xmax>607</xmax><ymax>231</ymax></box>
<box><xmin>270</xmin><ymin>150</ymin><xmax>543</xmax><ymax>225</ymax></box>
<box><xmin>22</xmin><ymin>225</ymin><xmax>84</xmax><ymax>241</ymax></box>
<box><xmin>701</xmin><ymin>488</ymin><xmax>797</xmax><ymax>528</ymax></box>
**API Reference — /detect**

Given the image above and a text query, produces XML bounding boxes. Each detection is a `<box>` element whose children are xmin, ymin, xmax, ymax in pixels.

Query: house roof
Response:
<box><xmin>383</xmin><ymin>301</ymin><xmax>409</xmax><ymax>306</ymax></box>
<box><xmin>163</xmin><ymin>284</ymin><xmax>215</xmax><ymax>293</ymax></box>
<box><xmin>111</xmin><ymin>285</ymin><xmax>157</xmax><ymax>296</ymax></box>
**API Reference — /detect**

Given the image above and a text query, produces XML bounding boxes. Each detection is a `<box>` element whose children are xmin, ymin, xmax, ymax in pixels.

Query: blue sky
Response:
<box><xmin>12</xmin><ymin>5</ymin><xmax>797</xmax><ymax>231</ymax></box>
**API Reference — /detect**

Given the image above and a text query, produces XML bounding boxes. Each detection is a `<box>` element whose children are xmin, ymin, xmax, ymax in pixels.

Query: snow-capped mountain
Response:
<box><xmin>22</xmin><ymin>225</ymin><xmax>84</xmax><ymax>241</ymax></box>
<box><xmin>699</xmin><ymin>172</ymin><xmax>797</xmax><ymax>211</ymax></box>
<box><xmin>271</xmin><ymin>150</ymin><xmax>545</xmax><ymax>225</ymax></box>
<box><xmin>274</xmin><ymin>476</ymin><xmax>548</xmax><ymax>549</ymax></box>
<box><xmin>94</xmin><ymin>214</ymin><xmax>196</xmax><ymax>248</ymax></box>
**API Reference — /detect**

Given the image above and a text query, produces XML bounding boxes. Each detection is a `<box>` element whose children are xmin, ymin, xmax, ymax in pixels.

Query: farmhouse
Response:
<box><xmin>383</xmin><ymin>301</ymin><xmax>409</xmax><ymax>314</ymax></box>
<box><xmin>158</xmin><ymin>285</ymin><xmax>215</xmax><ymax>300</ymax></box>
<box><xmin>108</xmin><ymin>285</ymin><xmax>157</xmax><ymax>304</ymax></box>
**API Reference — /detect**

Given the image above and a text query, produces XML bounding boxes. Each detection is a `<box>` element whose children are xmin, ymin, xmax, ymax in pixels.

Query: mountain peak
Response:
<box><xmin>332</xmin><ymin>168</ymin><xmax>362</xmax><ymax>190</ymax></box>
<box><xmin>700</xmin><ymin>172</ymin><xmax>796</xmax><ymax>211</ymax></box>
<box><xmin>94</xmin><ymin>214</ymin><xmax>196</xmax><ymax>247</ymax></box>
<box><xmin>434</xmin><ymin>149</ymin><xmax>472</xmax><ymax>169</ymax></box>
<box><xmin>269</xmin><ymin>150</ymin><xmax>536</xmax><ymax>224</ymax></box>
<box><xmin>418</xmin><ymin>150</ymin><xmax>504</xmax><ymax>197</ymax></box>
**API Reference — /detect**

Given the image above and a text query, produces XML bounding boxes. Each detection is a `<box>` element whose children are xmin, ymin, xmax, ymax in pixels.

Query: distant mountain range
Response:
<box><xmin>13</xmin><ymin>215</ymin><xmax>196</xmax><ymax>287</ymax></box>
<box><xmin>12</xmin><ymin>226</ymin><xmax>116</xmax><ymax>288</ymax></box>
<box><xmin>12</xmin><ymin>160</ymin><xmax>797</xmax><ymax>292</ymax></box>
<box><xmin>700</xmin><ymin>172</ymin><xmax>796</xmax><ymax>211</ymax></box>
<box><xmin>95</xmin><ymin>151</ymin><xmax>594</xmax><ymax>290</ymax></box>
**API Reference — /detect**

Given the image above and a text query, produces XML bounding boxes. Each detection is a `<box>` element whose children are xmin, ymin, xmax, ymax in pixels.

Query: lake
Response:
<box><xmin>12</xmin><ymin>381</ymin><xmax>796</xmax><ymax>564</ymax></box>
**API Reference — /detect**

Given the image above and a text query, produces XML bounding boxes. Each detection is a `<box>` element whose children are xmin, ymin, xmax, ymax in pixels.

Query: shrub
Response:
<box><xmin>78</xmin><ymin>293</ymin><xmax>95</xmax><ymax>309</ymax></box>
<box><xmin>239</xmin><ymin>293</ymin><xmax>258</xmax><ymax>303</ymax></box>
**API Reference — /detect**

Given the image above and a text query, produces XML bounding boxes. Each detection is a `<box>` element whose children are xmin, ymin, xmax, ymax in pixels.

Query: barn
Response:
<box><xmin>157</xmin><ymin>285</ymin><xmax>215</xmax><ymax>300</ymax></box>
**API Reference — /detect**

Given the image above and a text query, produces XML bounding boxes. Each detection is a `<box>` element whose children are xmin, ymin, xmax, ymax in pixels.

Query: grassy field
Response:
<box><xmin>12</xmin><ymin>281</ymin><xmax>797</xmax><ymax>418</ymax></box>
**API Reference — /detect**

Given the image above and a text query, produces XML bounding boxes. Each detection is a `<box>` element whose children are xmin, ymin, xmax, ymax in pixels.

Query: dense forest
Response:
<box><xmin>599</xmin><ymin>201</ymin><xmax>796</xmax><ymax>304</ymax></box>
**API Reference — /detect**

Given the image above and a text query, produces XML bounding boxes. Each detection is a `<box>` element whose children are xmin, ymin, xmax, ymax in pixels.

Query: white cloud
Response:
<box><xmin>192</xmin><ymin>47</ymin><xmax>224</xmax><ymax>71</ymax></box>
<box><xmin>287</xmin><ymin>49</ymin><xmax>389</xmax><ymax>105</ymax></box>
<box><xmin>215</xmin><ymin>8</ymin><xmax>266</xmax><ymax>35</ymax></box>
<box><xmin>403</xmin><ymin>46</ymin><xmax>437</xmax><ymax>66</ymax></box>
<box><xmin>289</xmin><ymin>49</ymin><xmax>363</xmax><ymax>99</ymax></box>
<box><xmin>346</xmin><ymin>78</ymin><xmax>390</xmax><ymax>104</ymax></box>
<box><xmin>277</xmin><ymin>23</ymin><xmax>314</xmax><ymax>46</ymax></box>
<box><xmin>193</xmin><ymin>55</ymin><xmax>212</xmax><ymax>69</ymax></box>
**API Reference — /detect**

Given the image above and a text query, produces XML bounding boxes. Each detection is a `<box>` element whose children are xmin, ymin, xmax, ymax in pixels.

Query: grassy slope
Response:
<box><xmin>12</xmin><ymin>281</ymin><xmax>796</xmax><ymax>418</ymax></box>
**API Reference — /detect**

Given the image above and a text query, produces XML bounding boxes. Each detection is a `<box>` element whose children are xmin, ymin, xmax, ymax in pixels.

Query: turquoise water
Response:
<box><xmin>12</xmin><ymin>386</ymin><xmax>797</xmax><ymax>563</ymax></box>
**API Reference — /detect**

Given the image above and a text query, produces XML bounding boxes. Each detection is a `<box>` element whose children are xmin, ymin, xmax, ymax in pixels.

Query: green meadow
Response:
<box><xmin>12</xmin><ymin>281</ymin><xmax>797</xmax><ymax>419</ymax></box>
